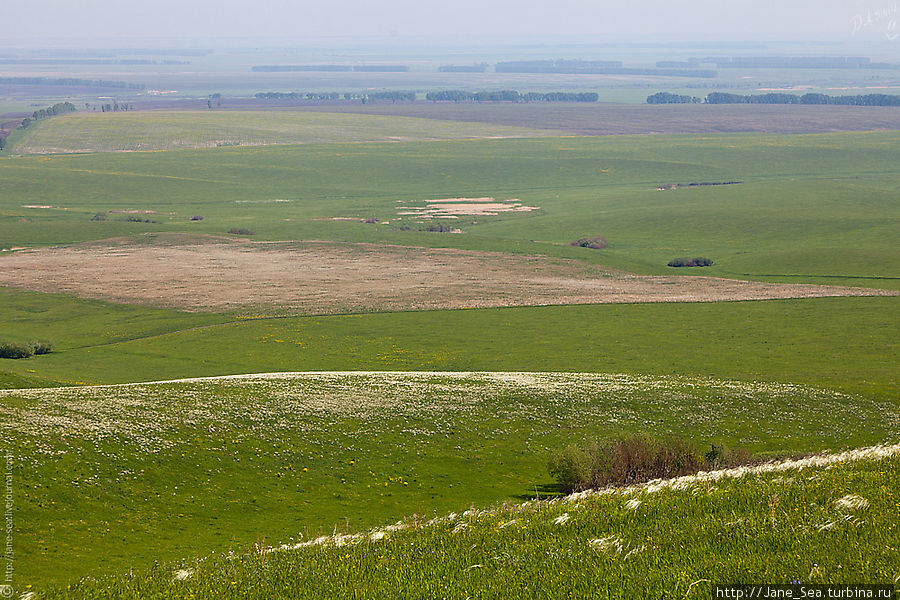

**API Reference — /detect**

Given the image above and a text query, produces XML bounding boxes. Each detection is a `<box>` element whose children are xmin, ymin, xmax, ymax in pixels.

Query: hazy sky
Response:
<box><xmin>5</xmin><ymin>0</ymin><xmax>899</xmax><ymax>44</ymax></box>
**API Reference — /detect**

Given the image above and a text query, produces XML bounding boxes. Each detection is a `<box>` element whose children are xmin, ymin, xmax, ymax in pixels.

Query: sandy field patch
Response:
<box><xmin>0</xmin><ymin>236</ymin><xmax>894</xmax><ymax>314</ymax></box>
<box><xmin>397</xmin><ymin>197</ymin><xmax>539</xmax><ymax>218</ymax></box>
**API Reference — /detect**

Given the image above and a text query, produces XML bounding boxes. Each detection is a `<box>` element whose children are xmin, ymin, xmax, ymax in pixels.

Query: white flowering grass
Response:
<box><xmin>2</xmin><ymin>372</ymin><xmax>897</xmax><ymax>586</ymax></box>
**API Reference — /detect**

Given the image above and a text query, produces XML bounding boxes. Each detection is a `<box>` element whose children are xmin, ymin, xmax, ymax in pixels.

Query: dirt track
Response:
<box><xmin>0</xmin><ymin>236</ymin><xmax>894</xmax><ymax>314</ymax></box>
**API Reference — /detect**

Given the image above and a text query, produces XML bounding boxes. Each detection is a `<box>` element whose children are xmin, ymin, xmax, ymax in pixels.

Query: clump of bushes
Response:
<box><xmin>569</xmin><ymin>236</ymin><xmax>607</xmax><ymax>250</ymax></box>
<box><xmin>548</xmin><ymin>433</ymin><xmax>753</xmax><ymax>492</ymax></box>
<box><xmin>228</xmin><ymin>228</ymin><xmax>255</xmax><ymax>235</ymax></box>
<box><xmin>423</xmin><ymin>224</ymin><xmax>457</xmax><ymax>233</ymax></box>
<box><xmin>667</xmin><ymin>257</ymin><xmax>714</xmax><ymax>267</ymax></box>
<box><xmin>0</xmin><ymin>340</ymin><xmax>54</xmax><ymax>359</ymax></box>
<box><xmin>121</xmin><ymin>215</ymin><xmax>159</xmax><ymax>224</ymax></box>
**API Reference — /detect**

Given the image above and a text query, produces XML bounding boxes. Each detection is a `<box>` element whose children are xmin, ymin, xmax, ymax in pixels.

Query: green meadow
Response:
<box><xmin>0</xmin><ymin>109</ymin><xmax>898</xmax><ymax>595</ymax></box>
<box><xmin>3</xmin><ymin>373</ymin><xmax>897</xmax><ymax>586</ymax></box>
<box><xmin>5</xmin><ymin>110</ymin><xmax>558</xmax><ymax>154</ymax></box>
<box><xmin>46</xmin><ymin>450</ymin><xmax>900</xmax><ymax>599</ymax></box>
<box><xmin>0</xmin><ymin>288</ymin><xmax>896</xmax><ymax>398</ymax></box>
<box><xmin>2</xmin><ymin>128</ymin><xmax>899</xmax><ymax>287</ymax></box>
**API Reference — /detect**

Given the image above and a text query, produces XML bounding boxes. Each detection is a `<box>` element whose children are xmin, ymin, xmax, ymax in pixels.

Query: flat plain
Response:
<box><xmin>5</xmin><ymin>110</ymin><xmax>559</xmax><ymax>154</ymax></box>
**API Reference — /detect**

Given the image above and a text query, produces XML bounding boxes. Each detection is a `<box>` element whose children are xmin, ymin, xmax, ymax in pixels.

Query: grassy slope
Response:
<box><xmin>2</xmin><ymin>295</ymin><xmax>896</xmax><ymax>398</ymax></box>
<box><xmin>2</xmin><ymin>132</ymin><xmax>898</xmax><ymax>287</ymax></box>
<box><xmin>7</xmin><ymin>110</ymin><xmax>557</xmax><ymax>153</ymax></box>
<box><xmin>42</xmin><ymin>451</ymin><xmax>900</xmax><ymax>599</ymax></box>
<box><xmin>3</xmin><ymin>374</ymin><xmax>897</xmax><ymax>587</ymax></box>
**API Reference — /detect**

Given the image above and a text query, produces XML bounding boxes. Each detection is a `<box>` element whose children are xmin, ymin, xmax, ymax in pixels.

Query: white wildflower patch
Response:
<box><xmin>624</xmin><ymin>498</ymin><xmax>642</xmax><ymax>511</ymax></box>
<box><xmin>2</xmin><ymin>371</ymin><xmax>892</xmax><ymax>460</ymax></box>
<box><xmin>588</xmin><ymin>536</ymin><xmax>645</xmax><ymax>559</ymax></box>
<box><xmin>834</xmin><ymin>494</ymin><xmax>869</xmax><ymax>511</ymax></box>
<box><xmin>552</xmin><ymin>513</ymin><xmax>570</xmax><ymax>525</ymax></box>
<box><xmin>172</xmin><ymin>569</ymin><xmax>193</xmax><ymax>581</ymax></box>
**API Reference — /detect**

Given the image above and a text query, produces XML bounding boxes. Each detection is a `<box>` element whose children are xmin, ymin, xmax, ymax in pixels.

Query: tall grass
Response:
<box><xmin>39</xmin><ymin>449</ymin><xmax>900</xmax><ymax>599</ymax></box>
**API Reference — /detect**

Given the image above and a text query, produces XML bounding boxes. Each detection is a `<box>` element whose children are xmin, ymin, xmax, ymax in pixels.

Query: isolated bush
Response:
<box><xmin>423</xmin><ymin>224</ymin><xmax>456</xmax><ymax>233</ymax></box>
<box><xmin>0</xmin><ymin>341</ymin><xmax>35</xmax><ymax>359</ymax></box>
<box><xmin>228</xmin><ymin>228</ymin><xmax>255</xmax><ymax>235</ymax></box>
<box><xmin>364</xmin><ymin>217</ymin><xmax>379</xmax><ymax>224</ymax></box>
<box><xmin>0</xmin><ymin>340</ymin><xmax>54</xmax><ymax>359</ymax></box>
<box><xmin>31</xmin><ymin>340</ymin><xmax>54</xmax><ymax>355</ymax></box>
<box><xmin>190</xmin><ymin>215</ymin><xmax>204</xmax><ymax>221</ymax></box>
<box><xmin>90</xmin><ymin>212</ymin><xmax>107</xmax><ymax>221</ymax></box>
<box><xmin>549</xmin><ymin>433</ymin><xmax>707</xmax><ymax>491</ymax></box>
<box><xmin>569</xmin><ymin>236</ymin><xmax>607</xmax><ymax>250</ymax></box>
<box><xmin>668</xmin><ymin>257</ymin><xmax>714</xmax><ymax>267</ymax></box>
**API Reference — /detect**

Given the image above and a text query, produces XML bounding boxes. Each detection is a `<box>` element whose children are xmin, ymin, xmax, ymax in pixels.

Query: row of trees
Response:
<box><xmin>255</xmin><ymin>91</ymin><xmax>416</xmax><ymax>103</ymax></box>
<box><xmin>252</xmin><ymin>65</ymin><xmax>409</xmax><ymax>72</ymax></box>
<box><xmin>425</xmin><ymin>90</ymin><xmax>599</xmax><ymax>103</ymax></box>
<box><xmin>646</xmin><ymin>92</ymin><xmax>702</xmax><ymax>104</ymax></box>
<box><xmin>19</xmin><ymin>102</ymin><xmax>77</xmax><ymax>129</ymax></box>
<box><xmin>0</xmin><ymin>77</ymin><xmax>144</xmax><ymax>89</ymax></box>
<box><xmin>705</xmin><ymin>92</ymin><xmax>900</xmax><ymax>106</ymax></box>
<box><xmin>647</xmin><ymin>91</ymin><xmax>900</xmax><ymax>106</ymax></box>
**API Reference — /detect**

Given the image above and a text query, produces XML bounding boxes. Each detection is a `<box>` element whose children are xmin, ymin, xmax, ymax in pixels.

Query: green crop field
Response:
<box><xmin>0</xmin><ymin>107</ymin><xmax>897</xmax><ymax>597</ymax></box>
<box><xmin>4</xmin><ymin>110</ymin><xmax>558</xmax><ymax>154</ymax></box>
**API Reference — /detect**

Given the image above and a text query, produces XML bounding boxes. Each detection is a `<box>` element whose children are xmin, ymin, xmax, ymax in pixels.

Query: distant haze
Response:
<box><xmin>3</xmin><ymin>0</ymin><xmax>898</xmax><ymax>46</ymax></box>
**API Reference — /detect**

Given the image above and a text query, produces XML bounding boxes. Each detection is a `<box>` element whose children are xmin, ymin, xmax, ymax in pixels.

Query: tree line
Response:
<box><xmin>18</xmin><ymin>102</ymin><xmax>77</xmax><ymax>129</ymax></box>
<box><xmin>647</xmin><ymin>91</ymin><xmax>900</xmax><ymax>106</ymax></box>
<box><xmin>255</xmin><ymin>91</ymin><xmax>415</xmax><ymax>103</ymax></box>
<box><xmin>425</xmin><ymin>90</ymin><xmax>599</xmax><ymax>103</ymax></box>
<box><xmin>0</xmin><ymin>77</ymin><xmax>144</xmax><ymax>89</ymax></box>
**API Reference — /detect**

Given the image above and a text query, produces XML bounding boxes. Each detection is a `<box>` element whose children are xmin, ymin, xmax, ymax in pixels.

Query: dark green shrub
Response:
<box><xmin>0</xmin><ymin>340</ymin><xmax>54</xmax><ymax>358</ymax></box>
<box><xmin>31</xmin><ymin>340</ymin><xmax>54</xmax><ymax>355</ymax></box>
<box><xmin>122</xmin><ymin>215</ymin><xmax>159</xmax><ymax>223</ymax></box>
<box><xmin>547</xmin><ymin>443</ymin><xmax>596</xmax><ymax>491</ymax></box>
<box><xmin>569</xmin><ymin>236</ymin><xmax>607</xmax><ymax>250</ymax></box>
<box><xmin>228</xmin><ymin>228</ymin><xmax>255</xmax><ymax>235</ymax></box>
<box><xmin>0</xmin><ymin>341</ymin><xmax>34</xmax><ymax>359</ymax></box>
<box><xmin>90</xmin><ymin>212</ymin><xmax>107</xmax><ymax>221</ymax></box>
<box><xmin>668</xmin><ymin>257</ymin><xmax>714</xmax><ymax>267</ymax></box>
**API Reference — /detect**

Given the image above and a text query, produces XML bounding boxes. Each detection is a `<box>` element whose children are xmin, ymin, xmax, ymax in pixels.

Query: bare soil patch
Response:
<box><xmin>396</xmin><ymin>197</ymin><xmax>539</xmax><ymax>218</ymax></box>
<box><xmin>0</xmin><ymin>235</ymin><xmax>893</xmax><ymax>314</ymax></box>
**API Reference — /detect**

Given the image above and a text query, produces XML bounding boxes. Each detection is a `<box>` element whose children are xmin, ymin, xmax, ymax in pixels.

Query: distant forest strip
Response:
<box><xmin>252</xmin><ymin>65</ymin><xmax>409</xmax><ymax>73</ymax></box>
<box><xmin>425</xmin><ymin>90</ymin><xmax>599</xmax><ymax>103</ymax></box>
<box><xmin>707</xmin><ymin>56</ymin><xmax>894</xmax><ymax>69</ymax></box>
<box><xmin>255</xmin><ymin>91</ymin><xmax>415</xmax><ymax>102</ymax></box>
<box><xmin>0</xmin><ymin>59</ymin><xmax>188</xmax><ymax>65</ymax></box>
<box><xmin>495</xmin><ymin>60</ymin><xmax>715</xmax><ymax>78</ymax></box>
<box><xmin>0</xmin><ymin>77</ymin><xmax>145</xmax><ymax>89</ymax></box>
<box><xmin>648</xmin><ymin>91</ymin><xmax>900</xmax><ymax>106</ymax></box>
<box><xmin>255</xmin><ymin>90</ymin><xmax>600</xmax><ymax>103</ymax></box>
